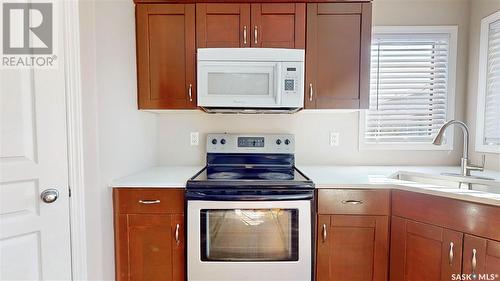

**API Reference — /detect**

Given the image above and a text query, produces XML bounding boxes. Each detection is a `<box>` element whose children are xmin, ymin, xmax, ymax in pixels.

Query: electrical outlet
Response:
<box><xmin>190</xmin><ymin>132</ymin><xmax>199</xmax><ymax>146</ymax></box>
<box><xmin>330</xmin><ymin>132</ymin><xmax>340</xmax><ymax>146</ymax></box>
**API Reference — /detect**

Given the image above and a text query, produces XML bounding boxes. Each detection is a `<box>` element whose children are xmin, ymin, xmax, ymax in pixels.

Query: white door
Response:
<box><xmin>0</xmin><ymin>1</ymin><xmax>72</xmax><ymax>280</ymax></box>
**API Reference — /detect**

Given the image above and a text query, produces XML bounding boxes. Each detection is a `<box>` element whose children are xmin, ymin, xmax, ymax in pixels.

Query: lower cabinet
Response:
<box><xmin>462</xmin><ymin>235</ymin><xmax>500</xmax><ymax>278</ymax></box>
<box><xmin>113</xmin><ymin>188</ymin><xmax>185</xmax><ymax>281</ymax></box>
<box><xmin>390</xmin><ymin>190</ymin><xmax>500</xmax><ymax>281</ymax></box>
<box><xmin>389</xmin><ymin>216</ymin><xmax>463</xmax><ymax>281</ymax></box>
<box><xmin>317</xmin><ymin>215</ymin><xmax>389</xmax><ymax>281</ymax></box>
<box><xmin>316</xmin><ymin>189</ymin><xmax>390</xmax><ymax>281</ymax></box>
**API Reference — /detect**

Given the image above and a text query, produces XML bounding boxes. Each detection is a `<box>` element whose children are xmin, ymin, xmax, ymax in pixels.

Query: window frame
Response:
<box><xmin>359</xmin><ymin>25</ymin><xmax>458</xmax><ymax>151</ymax></box>
<box><xmin>475</xmin><ymin>11</ymin><xmax>500</xmax><ymax>154</ymax></box>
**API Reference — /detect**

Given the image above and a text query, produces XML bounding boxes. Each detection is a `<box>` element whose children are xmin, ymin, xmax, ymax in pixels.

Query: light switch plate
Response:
<box><xmin>190</xmin><ymin>132</ymin><xmax>199</xmax><ymax>146</ymax></box>
<box><xmin>330</xmin><ymin>132</ymin><xmax>340</xmax><ymax>146</ymax></box>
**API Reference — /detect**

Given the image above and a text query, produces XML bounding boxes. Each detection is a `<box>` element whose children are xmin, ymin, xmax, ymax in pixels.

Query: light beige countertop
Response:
<box><xmin>112</xmin><ymin>165</ymin><xmax>500</xmax><ymax>206</ymax></box>
<box><xmin>112</xmin><ymin>166</ymin><xmax>203</xmax><ymax>188</ymax></box>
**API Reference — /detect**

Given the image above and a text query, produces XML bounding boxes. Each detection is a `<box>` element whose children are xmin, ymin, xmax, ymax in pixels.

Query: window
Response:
<box><xmin>360</xmin><ymin>26</ymin><xmax>457</xmax><ymax>150</ymax></box>
<box><xmin>476</xmin><ymin>11</ymin><xmax>500</xmax><ymax>154</ymax></box>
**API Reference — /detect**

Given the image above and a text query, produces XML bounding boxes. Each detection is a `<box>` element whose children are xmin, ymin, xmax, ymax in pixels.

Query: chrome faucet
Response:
<box><xmin>433</xmin><ymin>120</ymin><xmax>485</xmax><ymax>177</ymax></box>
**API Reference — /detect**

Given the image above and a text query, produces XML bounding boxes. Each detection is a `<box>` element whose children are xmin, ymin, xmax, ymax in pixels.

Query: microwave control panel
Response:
<box><xmin>282</xmin><ymin>63</ymin><xmax>302</xmax><ymax>94</ymax></box>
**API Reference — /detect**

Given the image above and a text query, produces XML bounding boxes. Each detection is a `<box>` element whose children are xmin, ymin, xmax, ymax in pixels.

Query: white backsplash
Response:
<box><xmin>156</xmin><ymin>110</ymin><xmax>462</xmax><ymax>166</ymax></box>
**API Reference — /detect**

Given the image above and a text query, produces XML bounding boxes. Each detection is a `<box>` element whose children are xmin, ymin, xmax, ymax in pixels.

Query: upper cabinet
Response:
<box><xmin>196</xmin><ymin>4</ymin><xmax>250</xmax><ymax>48</ymax></box>
<box><xmin>135</xmin><ymin>2</ymin><xmax>371</xmax><ymax>110</ymax></box>
<box><xmin>136</xmin><ymin>4</ymin><xmax>196</xmax><ymax>109</ymax></box>
<box><xmin>251</xmin><ymin>3</ymin><xmax>305</xmax><ymax>48</ymax></box>
<box><xmin>305</xmin><ymin>3</ymin><xmax>371</xmax><ymax>109</ymax></box>
<box><xmin>196</xmin><ymin>3</ymin><xmax>305</xmax><ymax>49</ymax></box>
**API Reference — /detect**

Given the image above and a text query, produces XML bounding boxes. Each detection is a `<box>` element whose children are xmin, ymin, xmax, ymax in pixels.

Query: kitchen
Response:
<box><xmin>1</xmin><ymin>0</ymin><xmax>500</xmax><ymax>281</ymax></box>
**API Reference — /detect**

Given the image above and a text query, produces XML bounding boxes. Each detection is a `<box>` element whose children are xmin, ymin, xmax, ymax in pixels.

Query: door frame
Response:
<box><xmin>62</xmin><ymin>1</ymin><xmax>88</xmax><ymax>280</ymax></box>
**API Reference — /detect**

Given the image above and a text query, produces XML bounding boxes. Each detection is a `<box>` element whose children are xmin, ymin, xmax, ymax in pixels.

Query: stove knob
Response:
<box><xmin>220</xmin><ymin>139</ymin><xmax>226</xmax><ymax>145</ymax></box>
<box><xmin>211</xmin><ymin>138</ymin><xmax>217</xmax><ymax>145</ymax></box>
<box><xmin>284</xmin><ymin>139</ymin><xmax>291</xmax><ymax>145</ymax></box>
<box><xmin>276</xmin><ymin>139</ymin><xmax>282</xmax><ymax>145</ymax></box>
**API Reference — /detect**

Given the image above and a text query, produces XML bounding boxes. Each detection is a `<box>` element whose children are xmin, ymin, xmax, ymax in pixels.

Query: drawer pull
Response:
<box><xmin>449</xmin><ymin>242</ymin><xmax>454</xmax><ymax>265</ymax></box>
<box><xmin>175</xmin><ymin>224</ymin><xmax>180</xmax><ymax>245</ymax></box>
<box><xmin>243</xmin><ymin>26</ymin><xmax>247</xmax><ymax>45</ymax></box>
<box><xmin>138</xmin><ymin>199</ymin><xmax>161</xmax><ymax>204</ymax></box>
<box><xmin>254</xmin><ymin>26</ymin><xmax>258</xmax><ymax>45</ymax></box>
<box><xmin>341</xmin><ymin>200</ymin><xmax>363</xmax><ymax>205</ymax></box>
<box><xmin>309</xmin><ymin>83</ymin><xmax>313</xmax><ymax>102</ymax></box>
<box><xmin>322</xmin><ymin>224</ymin><xmax>327</xmax><ymax>242</ymax></box>
<box><xmin>188</xmin><ymin>84</ymin><xmax>193</xmax><ymax>102</ymax></box>
<box><xmin>472</xmin><ymin>249</ymin><xmax>477</xmax><ymax>273</ymax></box>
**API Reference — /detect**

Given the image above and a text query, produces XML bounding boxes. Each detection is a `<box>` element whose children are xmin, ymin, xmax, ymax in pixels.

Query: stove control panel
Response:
<box><xmin>207</xmin><ymin>133</ymin><xmax>294</xmax><ymax>153</ymax></box>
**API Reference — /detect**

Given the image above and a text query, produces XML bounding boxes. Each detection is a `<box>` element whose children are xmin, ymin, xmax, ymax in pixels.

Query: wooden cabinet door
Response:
<box><xmin>462</xmin><ymin>235</ymin><xmax>500</xmax><ymax>279</ymax></box>
<box><xmin>136</xmin><ymin>4</ymin><xmax>196</xmax><ymax>109</ymax></box>
<box><xmin>115</xmin><ymin>214</ymin><xmax>184</xmax><ymax>281</ymax></box>
<box><xmin>317</xmin><ymin>215</ymin><xmax>389</xmax><ymax>281</ymax></box>
<box><xmin>250</xmin><ymin>3</ymin><xmax>305</xmax><ymax>48</ymax></box>
<box><xmin>390</xmin><ymin>216</ymin><xmax>463</xmax><ymax>281</ymax></box>
<box><xmin>196</xmin><ymin>4</ymin><xmax>250</xmax><ymax>48</ymax></box>
<box><xmin>305</xmin><ymin>3</ymin><xmax>371</xmax><ymax>109</ymax></box>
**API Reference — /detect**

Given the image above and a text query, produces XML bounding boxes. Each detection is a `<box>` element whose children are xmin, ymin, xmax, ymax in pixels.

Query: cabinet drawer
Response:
<box><xmin>318</xmin><ymin>189</ymin><xmax>390</xmax><ymax>215</ymax></box>
<box><xmin>113</xmin><ymin>188</ymin><xmax>184</xmax><ymax>214</ymax></box>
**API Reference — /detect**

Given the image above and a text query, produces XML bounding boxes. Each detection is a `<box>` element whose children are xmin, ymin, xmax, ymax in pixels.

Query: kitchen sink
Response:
<box><xmin>392</xmin><ymin>171</ymin><xmax>500</xmax><ymax>194</ymax></box>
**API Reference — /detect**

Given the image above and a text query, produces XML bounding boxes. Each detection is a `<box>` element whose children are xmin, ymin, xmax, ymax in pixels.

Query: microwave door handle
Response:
<box><xmin>275</xmin><ymin>64</ymin><xmax>281</xmax><ymax>105</ymax></box>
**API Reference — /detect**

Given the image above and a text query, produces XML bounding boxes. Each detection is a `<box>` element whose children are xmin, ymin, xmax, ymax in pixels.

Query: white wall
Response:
<box><xmin>157</xmin><ymin>0</ymin><xmax>471</xmax><ymax>167</ymax></box>
<box><xmin>79</xmin><ymin>0</ymin><xmax>157</xmax><ymax>280</ymax></box>
<box><xmin>466</xmin><ymin>0</ymin><xmax>500</xmax><ymax>171</ymax></box>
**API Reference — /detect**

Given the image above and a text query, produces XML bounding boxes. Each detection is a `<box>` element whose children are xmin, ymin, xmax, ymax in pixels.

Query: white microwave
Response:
<box><xmin>197</xmin><ymin>48</ymin><xmax>305</xmax><ymax>113</ymax></box>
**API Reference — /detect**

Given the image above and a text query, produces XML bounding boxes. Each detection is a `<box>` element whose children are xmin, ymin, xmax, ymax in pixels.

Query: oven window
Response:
<box><xmin>200</xmin><ymin>209</ymin><xmax>298</xmax><ymax>262</ymax></box>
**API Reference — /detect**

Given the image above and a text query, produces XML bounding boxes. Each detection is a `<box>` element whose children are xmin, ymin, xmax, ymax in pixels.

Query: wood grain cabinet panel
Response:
<box><xmin>318</xmin><ymin>189</ymin><xmax>390</xmax><ymax>215</ymax></box>
<box><xmin>316</xmin><ymin>189</ymin><xmax>389</xmax><ymax>281</ymax></box>
<box><xmin>389</xmin><ymin>216</ymin><xmax>463</xmax><ymax>281</ymax></box>
<box><xmin>196</xmin><ymin>3</ymin><xmax>250</xmax><ymax>48</ymax></box>
<box><xmin>114</xmin><ymin>188</ymin><xmax>185</xmax><ymax>281</ymax></box>
<box><xmin>462</xmin><ymin>235</ymin><xmax>500</xmax><ymax>279</ymax></box>
<box><xmin>305</xmin><ymin>3</ymin><xmax>371</xmax><ymax>109</ymax></box>
<box><xmin>317</xmin><ymin>214</ymin><xmax>389</xmax><ymax>281</ymax></box>
<box><xmin>250</xmin><ymin>3</ymin><xmax>305</xmax><ymax>48</ymax></box>
<box><xmin>136</xmin><ymin>4</ymin><xmax>196</xmax><ymax>109</ymax></box>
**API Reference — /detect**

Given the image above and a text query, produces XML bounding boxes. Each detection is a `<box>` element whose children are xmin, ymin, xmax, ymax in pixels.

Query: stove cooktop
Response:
<box><xmin>186</xmin><ymin>165</ymin><xmax>314</xmax><ymax>189</ymax></box>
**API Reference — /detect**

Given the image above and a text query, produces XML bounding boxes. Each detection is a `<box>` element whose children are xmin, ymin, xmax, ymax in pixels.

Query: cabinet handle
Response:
<box><xmin>449</xmin><ymin>242</ymin><xmax>454</xmax><ymax>265</ymax></box>
<box><xmin>322</xmin><ymin>224</ymin><xmax>327</xmax><ymax>243</ymax></box>
<box><xmin>472</xmin><ymin>249</ymin><xmax>477</xmax><ymax>273</ymax></box>
<box><xmin>188</xmin><ymin>84</ymin><xmax>193</xmax><ymax>102</ymax></box>
<box><xmin>243</xmin><ymin>26</ymin><xmax>247</xmax><ymax>45</ymax></box>
<box><xmin>138</xmin><ymin>199</ymin><xmax>160</xmax><ymax>204</ymax></box>
<box><xmin>341</xmin><ymin>200</ymin><xmax>363</xmax><ymax>205</ymax></box>
<box><xmin>175</xmin><ymin>223</ymin><xmax>180</xmax><ymax>245</ymax></box>
<box><xmin>309</xmin><ymin>83</ymin><xmax>313</xmax><ymax>102</ymax></box>
<box><xmin>254</xmin><ymin>26</ymin><xmax>258</xmax><ymax>45</ymax></box>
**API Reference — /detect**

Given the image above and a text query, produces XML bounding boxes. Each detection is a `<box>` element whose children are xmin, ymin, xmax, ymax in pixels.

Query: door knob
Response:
<box><xmin>40</xmin><ymin>189</ymin><xmax>59</xmax><ymax>203</ymax></box>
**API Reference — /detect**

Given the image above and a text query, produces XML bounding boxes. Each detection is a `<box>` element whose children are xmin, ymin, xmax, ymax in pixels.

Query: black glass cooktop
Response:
<box><xmin>187</xmin><ymin>165</ymin><xmax>314</xmax><ymax>189</ymax></box>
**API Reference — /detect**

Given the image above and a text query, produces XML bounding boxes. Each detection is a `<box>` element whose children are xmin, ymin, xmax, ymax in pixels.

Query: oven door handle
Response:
<box><xmin>186</xmin><ymin>191</ymin><xmax>313</xmax><ymax>201</ymax></box>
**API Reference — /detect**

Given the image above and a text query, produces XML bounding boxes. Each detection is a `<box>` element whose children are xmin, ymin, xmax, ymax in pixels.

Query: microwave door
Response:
<box><xmin>198</xmin><ymin>62</ymin><xmax>280</xmax><ymax>108</ymax></box>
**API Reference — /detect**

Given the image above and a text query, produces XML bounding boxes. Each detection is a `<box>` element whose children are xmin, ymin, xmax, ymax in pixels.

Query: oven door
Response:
<box><xmin>197</xmin><ymin>61</ymin><xmax>281</xmax><ymax>108</ymax></box>
<box><xmin>187</xmin><ymin>199</ymin><xmax>312</xmax><ymax>281</ymax></box>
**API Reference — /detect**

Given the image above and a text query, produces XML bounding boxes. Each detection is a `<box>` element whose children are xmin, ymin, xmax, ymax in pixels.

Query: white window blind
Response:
<box><xmin>483</xmin><ymin>20</ymin><xmax>500</xmax><ymax>146</ymax></box>
<box><xmin>364</xmin><ymin>32</ymin><xmax>452</xmax><ymax>145</ymax></box>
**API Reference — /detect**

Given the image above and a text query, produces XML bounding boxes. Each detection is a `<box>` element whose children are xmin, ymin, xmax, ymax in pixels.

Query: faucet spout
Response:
<box><xmin>432</xmin><ymin>120</ymin><xmax>469</xmax><ymax>159</ymax></box>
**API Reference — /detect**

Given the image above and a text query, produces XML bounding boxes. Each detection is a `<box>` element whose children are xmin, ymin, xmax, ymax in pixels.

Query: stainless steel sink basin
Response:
<box><xmin>392</xmin><ymin>171</ymin><xmax>500</xmax><ymax>194</ymax></box>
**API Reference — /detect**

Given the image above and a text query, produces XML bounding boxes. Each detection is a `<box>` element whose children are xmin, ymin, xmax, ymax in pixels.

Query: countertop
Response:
<box><xmin>112</xmin><ymin>165</ymin><xmax>500</xmax><ymax>206</ymax></box>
